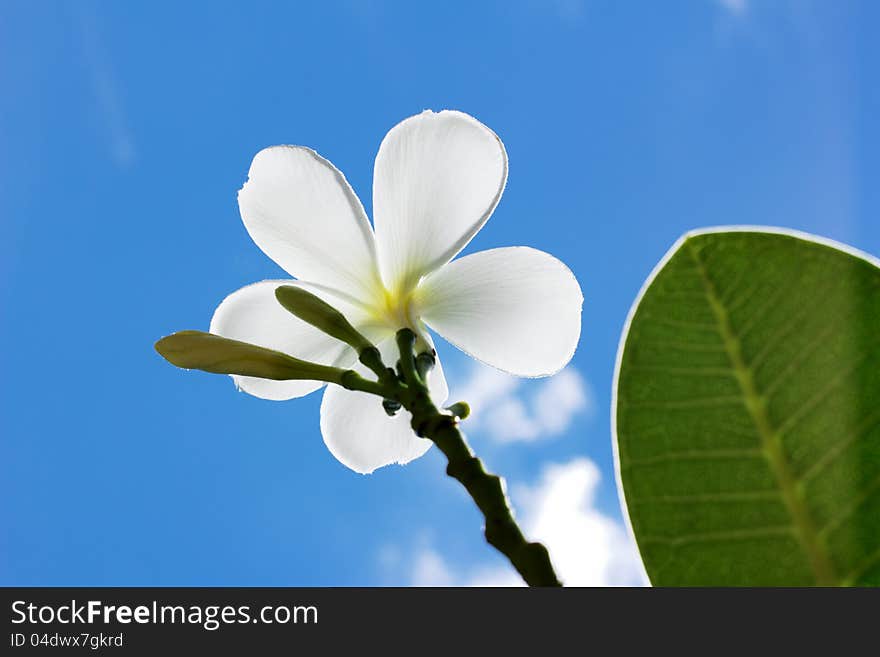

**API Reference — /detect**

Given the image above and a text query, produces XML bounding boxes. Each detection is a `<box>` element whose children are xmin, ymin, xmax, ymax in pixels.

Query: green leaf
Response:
<box><xmin>275</xmin><ymin>285</ymin><xmax>374</xmax><ymax>353</ymax></box>
<box><xmin>615</xmin><ymin>229</ymin><xmax>880</xmax><ymax>586</ymax></box>
<box><xmin>154</xmin><ymin>330</ymin><xmax>347</xmax><ymax>384</ymax></box>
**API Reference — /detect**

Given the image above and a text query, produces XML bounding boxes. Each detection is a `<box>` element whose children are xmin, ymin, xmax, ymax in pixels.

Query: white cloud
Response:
<box><xmin>449</xmin><ymin>364</ymin><xmax>594</xmax><ymax>443</ymax></box>
<box><xmin>410</xmin><ymin>548</ymin><xmax>456</xmax><ymax>587</ymax></box>
<box><xmin>532</xmin><ymin>369</ymin><xmax>591</xmax><ymax>435</ymax></box>
<box><xmin>453</xmin><ymin>365</ymin><xmax>519</xmax><ymax>417</ymax></box>
<box><xmin>405</xmin><ymin>458</ymin><xmax>647</xmax><ymax>587</ymax></box>
<box><xmin>484</xmin><ymin>398</ymin><xmax>541</xmax><ymax>441</ymax></box>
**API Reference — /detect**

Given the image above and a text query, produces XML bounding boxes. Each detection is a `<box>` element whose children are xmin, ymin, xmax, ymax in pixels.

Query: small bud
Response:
<box><xmin>359</xmin><ymin>346</ymin><xmax>383</xmax><ymax>372</ymax></box>
<box><xmin>396</xmin><ymin>327</ymin><xmax>417</xmax><ymax>347</ymax></box>
<box><xmin>415</xmin><ymin>351</ymin><xmax>435</xmax><ymax>380</ymax></box>
<box><xmin>446</xmin><ymin>401</ymin><xmax>471</xmax><ymax>420</ymax></box>
<box><xmin>382</xmin><ymin>399</ymin><xmax>402</xmax><ymax>416</ymax></box>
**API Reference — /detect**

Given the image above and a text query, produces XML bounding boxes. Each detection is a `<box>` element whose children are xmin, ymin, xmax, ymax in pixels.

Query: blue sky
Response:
<box><xmin>2</xmin><ymin>0</ymin><xmax>878</xmax><ymax>586</ymax></box>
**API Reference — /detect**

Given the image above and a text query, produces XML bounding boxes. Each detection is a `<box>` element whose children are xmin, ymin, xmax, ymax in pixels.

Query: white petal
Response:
<box><xmin>209</xmin><ymin>280</ymin><xmax>358</xmax><ymax>400</ymax></box>
<box><xmin>319</xmin><ymin>337</ymin><xmax>448</xmax><ymax>474</ymax></box>
<box><xmin>238</xmin><ymin>146</ymin><xmax>382</xmax><ymax>301</ymax></box>
<box><xmin>373</xmin><ymin>110</ymin><xmax>507</xmax><ymax>293</ymax></box>
<box><xmin>417</xmin><ymin>247</ymin><xmax>583</xmax><ymax>377</ymax></box>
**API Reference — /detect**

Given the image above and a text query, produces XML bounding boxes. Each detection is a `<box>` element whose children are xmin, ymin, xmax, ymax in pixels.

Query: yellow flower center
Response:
<box><xmin>357</xmin><ymin>278</ymin><xmax>431</xmax><ymax>353</ymax></box>
<box><xmin>375</xmin><ymin>285</ymin><xmax>418</xmax><ymax>332</ymax></box>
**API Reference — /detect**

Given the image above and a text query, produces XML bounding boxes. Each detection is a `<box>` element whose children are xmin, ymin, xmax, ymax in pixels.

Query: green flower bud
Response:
<box><xmin>155</xmin><ymin>330</ymin><xmax>348</xmax><ymax>384</ymax></box>
<box><xmin>275</xmin><ymin>285</ymin><xmax>374</xmax><ymax>353</ymax></box>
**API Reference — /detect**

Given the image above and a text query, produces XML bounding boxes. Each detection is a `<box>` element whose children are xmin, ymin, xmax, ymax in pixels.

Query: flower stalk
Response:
<box><xmin>156</xmin><ymin>288</ymin><xmax>563</xmax><ymax>586</ymax></box>
<box><xmin>388</xmin><ymin>330</ymin><xmax>561</xmax><ymax>587</ymax></box>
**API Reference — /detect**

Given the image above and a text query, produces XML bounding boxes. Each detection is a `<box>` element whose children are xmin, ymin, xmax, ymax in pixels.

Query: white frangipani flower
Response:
<box><xmin>211</xmin><ymin>110</ymin><xmax>583</xmax><ymax>474</ymax></box>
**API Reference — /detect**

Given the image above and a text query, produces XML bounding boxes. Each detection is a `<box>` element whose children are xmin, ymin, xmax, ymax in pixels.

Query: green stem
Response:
<box><xmin>393</xmin><ymin>329</ymin><xmax>562</xmax><ymax>587</ymax></box>
<box><xmin>395</xmin><ymin>329</ymin><xmax>421</xmax><ymax>385</ymax></box>
<box><xmin>338</xmin><ymin>370</ymin><xmax>391</xmax><ymax>397</ymax></box>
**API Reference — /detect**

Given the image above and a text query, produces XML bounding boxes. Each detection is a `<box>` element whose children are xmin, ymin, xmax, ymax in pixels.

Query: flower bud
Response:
<box><xmin>275</xmin><ymin>285</ymin><xmax>374</xmax><ymax>352</ymax></box>
<box><xmin>155</xmin><ymin>330</ymin><xmax>348</xmax><ymax>384</ymax></box>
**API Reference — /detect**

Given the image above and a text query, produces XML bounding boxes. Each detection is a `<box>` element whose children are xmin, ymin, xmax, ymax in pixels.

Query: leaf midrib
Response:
<box><xmin>686</xmin><ymin>241</ymin><xmax>839</xmax><ymax>586</ymax></box>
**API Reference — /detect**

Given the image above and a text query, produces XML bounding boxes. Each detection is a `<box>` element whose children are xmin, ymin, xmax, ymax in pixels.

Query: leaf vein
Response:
<box><xmin>625</xmin><ymin>447</ymin><xmax>764</xmax><ymax>468</ymax></box>
<box><xmin>686</xmin><ymin>240</ymin><xmax>839</xmax><ymax>585</ymax></box>
<box><xmin>641</xmin><ymin>525</ymin><xmax>794</xmax><ymax>547</ymax></box>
